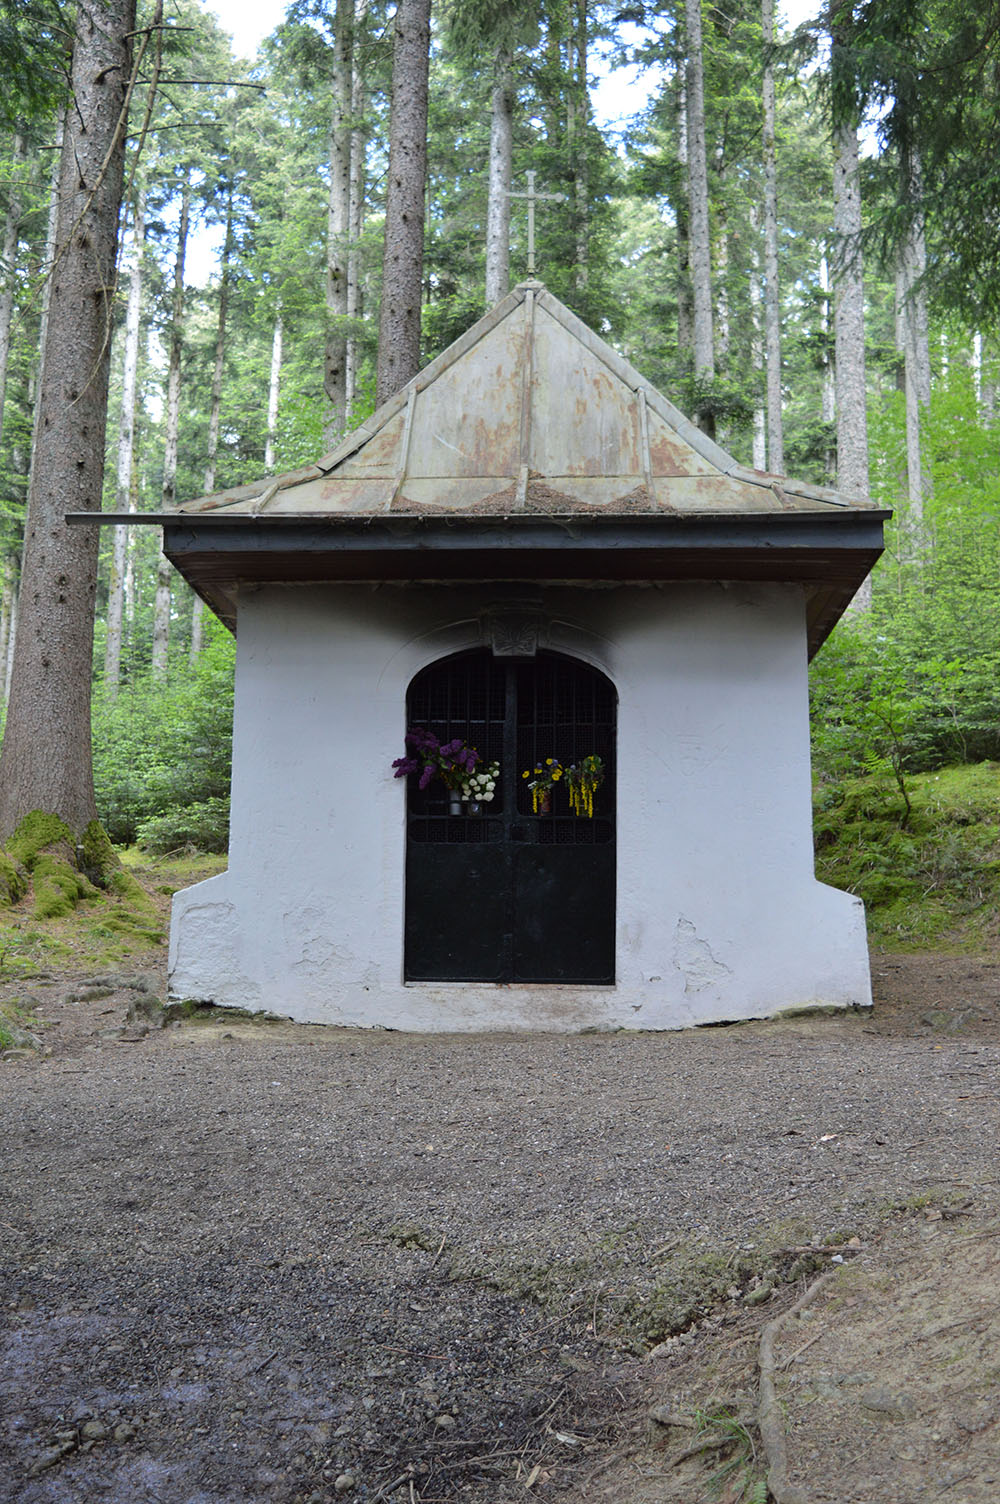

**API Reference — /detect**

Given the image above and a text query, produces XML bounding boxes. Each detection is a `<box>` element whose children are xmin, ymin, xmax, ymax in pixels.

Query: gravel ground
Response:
<box><xmin>1</xmin><ymin>952</ymin><xmax>998</xmax><ymax>1503</ymax></box>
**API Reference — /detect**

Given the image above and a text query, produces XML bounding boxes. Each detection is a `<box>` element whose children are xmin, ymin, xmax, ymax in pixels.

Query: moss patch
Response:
<box><xmin>6</xmin><ymin>811</ymin><xmax>77</xmax><ymax>867</ymax></box>
<box><xmin>815</xmin><ymin>762</ymin><xmax>1000</xmax><ymax>951</ymax></box>
<box><xmin>0</xmin><ymin>850</ymin><xmax>27</xmax><ymax>905</ymax></box>
<box><xmin>0</xmin><ymin>812</ymin><xmax>165</xmax><ymax>967</ymax></box>
<box><xmin>0</xmin><ymin>995</ymin><xmax>42</xmax><ymax>1052</ymax></box>
<box><xmin>32</xmin><ymin>853</ymin><xmax>98</xmax><ymax>919</ymax></box>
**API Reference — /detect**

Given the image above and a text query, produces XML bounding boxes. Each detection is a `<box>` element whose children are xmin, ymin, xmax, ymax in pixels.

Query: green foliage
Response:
<box><xmin>0</xmin><ymin>0</ymin><xmax>68</xmax><ymax>129</ymax></box>
<box><xmin>92</xmin><ymin>625</ymin><xmax>235</xmax><ymax>845</ymax></box>
<box><xmin>814</xmin><ymin>763</ymin><xmax>1000</xmax><ymax>949</ymax></box>
<box><xmin>824</xmin><ymin>0</ymin><xmax>1000</xmax><ymax>324</ymax></box>
<box><xmin>136</xmin><ymin>797</ymin><xmax>230</xmax><ymax>855</ymax></box>
<box><xmin>693</xmin><ymin>1404</ymin><xmax>764</xmax><ymax>1503</ymax></box>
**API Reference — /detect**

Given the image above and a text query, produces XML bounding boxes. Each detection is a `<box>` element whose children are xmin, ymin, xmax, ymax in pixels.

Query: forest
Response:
<box><xmin>2</xmin><ymin>0</ymin><xmax>1000</xmax><ymax>942</ymax></box>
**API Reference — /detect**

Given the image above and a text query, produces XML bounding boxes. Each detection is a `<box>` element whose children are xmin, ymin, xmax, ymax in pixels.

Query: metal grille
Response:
<box><xmin>406</xmin><ymin>652</ymin><xmax>615</xmax><ymax>842</ymax></box>
<box><xmin>407</xmin><ymin>654</ymin><xmax>507</xmax><ymax>842</ymax></box>
<box><xmin>403</xmin><ymin>649</ymin><xmax>617</xmax><ymax>983</ymax></box>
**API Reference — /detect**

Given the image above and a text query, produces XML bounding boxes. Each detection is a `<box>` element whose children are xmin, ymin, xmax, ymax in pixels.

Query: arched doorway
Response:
<box><xmin>403</xmin><ymin>651</ymin><xmax>616</xmax><ymax>983</ymax></box>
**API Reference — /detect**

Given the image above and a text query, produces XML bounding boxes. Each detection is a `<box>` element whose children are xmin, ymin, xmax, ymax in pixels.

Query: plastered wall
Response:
<box><xmin>168</xmin><ymin>581</ymin><xmax>871</xmax><ymax>1029</ymax></box>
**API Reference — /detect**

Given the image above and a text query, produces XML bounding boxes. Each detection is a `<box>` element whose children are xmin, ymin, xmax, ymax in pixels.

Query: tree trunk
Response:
<box><xmin>27</xmin><ymin>114</ymin><xmax>65</xmax><ymax>490</ymax></box>
<box><xmin>675</xmin><ymin>79</ymin><xmax>693</xmax><ymax>367</ymax></box>
<box><xmin>832</xmin><ymin>117</ymin><xmax>871</xmax><ymax>609</ymax></box>
<box><xmin>0</xmin><ymin>0</ymin><xmax>136</xmax><ymax>839</ymax></box>
<box><xmin>762</xmin><ymin>0</ymin><xmax>783</xmax><ymax>473</ymax></box>
<box><xmin>748</xmin><ymin>202</ymin><xmax>766</xmax><ymax>469</ymax></box>
<box><xmin>485</xmin><ymin>44</ymin><xmax>514</xmax><ymax>307</ymax></box>
<box><xmin>152</xmin><ymin>175</ymin><xmax>190</xmax><ymax>678</ymax></box>
<box><xmin>571</xmin><ymin>0</ymin><xmax>588</xmax><ymax>294</ymax></box>
<box><xmin>715</xmin><ymin>201</ymin><xmax>729</xmax><ymax>364</ymax></box>
<box><xmin>191</xmin><ymin>184</ymin><xmax>234</xmax><ymax>665</ymax></box>
<box><xmin>346</xmin><ymin>5</ymin><xmax>367</xmax><ymax>424</ymax></box>
<box><xmin>0</xmin><ymin>553</ymin><xmax>13</xmax><ymax>694</ymax></box>
<box><xmin>265</xmin><ymin>307</ymin><xmax>283</xmax><ymax>470</ymax></box>
<box><xmin>819</xmin><ymin>254</ymin><xmax>836</xmax><ymax>479</ymax></box>
<box><xmin>105</xmin><ymin>187</ymin><xmax>145</xmax><ymax>697</ymax></box>
<box><xmin>375</xmin><ymin>0</ymin><xmax>431</xmax><ymax>407</ymax></box>
<box><xmin>3</xmin><ymin>571</ymin><xmax>17</xmax><ymax>701</ymax></box>
<box><xmin>898</xmin><ymin>151</ymin><xmax>932</xmax><ymax>535</ymax></box>
<box><xmin>685</xmin><ymin>0</ymin><xmax>715</xmax><ymax>435</ymax></box>
<box><xmin>0</xmin><ymin>132</ymin><xmax>25</xmax><ymax>450</ymax></box>
<box><xmin>324</xmin><ymin>0</ymin><xmax>354</xmax><ymax>446</ymax></box>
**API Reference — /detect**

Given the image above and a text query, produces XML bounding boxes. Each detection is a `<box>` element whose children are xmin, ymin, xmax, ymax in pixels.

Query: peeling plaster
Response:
<box><xmin>674</xmin><ymin>916</ymin><xmax>732</xmax><ymax>993</ymax></box>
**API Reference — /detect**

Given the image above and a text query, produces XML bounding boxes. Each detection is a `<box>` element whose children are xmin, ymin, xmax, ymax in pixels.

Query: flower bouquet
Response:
<box><xmin>565</xmin><ymin>754</ymin><xmax>604</xmax><ymax>818</ymax></box>
<box><xmin>460</xmin><ymin>761</ymin><xmax>499</xmax><ymax>805</ymax></box>
<box><xmin>393</xmin><ymin>729</ymin><xmax>497</xmax><ymax>810</ymax></box>
<box><xmin>521</xmin><ymin>757</ymin><xmax>563</xmax><ymax>814</ymax></box>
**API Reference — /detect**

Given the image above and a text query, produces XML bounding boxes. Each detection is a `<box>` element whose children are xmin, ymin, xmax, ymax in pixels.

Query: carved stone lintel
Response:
<box><xmin>484</xmin><ymin>609</ymin><xmax>545</xmax><ymax>657</ymax></box>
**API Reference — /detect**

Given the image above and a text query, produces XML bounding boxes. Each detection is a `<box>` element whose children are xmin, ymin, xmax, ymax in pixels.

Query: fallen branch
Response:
<box><xmin>757</xmin><ymin>1269</ymin><xmax>839</xmax><ymax>1504</ymax></box>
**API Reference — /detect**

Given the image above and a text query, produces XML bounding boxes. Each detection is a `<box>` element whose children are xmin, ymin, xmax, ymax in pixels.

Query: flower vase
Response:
<box><xmin>448</xmin><ymin>792</ymin><xmax>462</xmax><ymax>815</ymax></box>
<box><xmin>465</xmin><ymin>799</ymin><xmax>482</xmax><ymax>816</ymax></box>
<box><xmin>536</xmin><ymin>790</ymin><xmax>552</xmax><ymax>815</ymax></box>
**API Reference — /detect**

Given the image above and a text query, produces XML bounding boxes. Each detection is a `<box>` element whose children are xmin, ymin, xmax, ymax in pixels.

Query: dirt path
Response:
<box><xmin>1</xmin><ymin>951</ymin><xmax>998</xmax><ymax>1504</ymax></box>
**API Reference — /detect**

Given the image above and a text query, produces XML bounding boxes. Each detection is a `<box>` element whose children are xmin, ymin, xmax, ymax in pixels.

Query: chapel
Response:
<box><xmin>145</xmin><ymin>280</ymin><xmax>885</xmax><ymax>1030</ymax></box>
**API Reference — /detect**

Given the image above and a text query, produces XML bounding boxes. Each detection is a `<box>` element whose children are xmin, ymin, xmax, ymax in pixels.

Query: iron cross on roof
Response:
<box><xmin>506</xmin><ymin>171</ymin><xmax>565</xmax><ymax>277</ymax></box>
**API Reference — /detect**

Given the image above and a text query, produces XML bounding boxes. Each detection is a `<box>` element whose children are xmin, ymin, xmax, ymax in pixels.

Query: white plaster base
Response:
<box><xmin>168</xmin><ymin>582</ymin><xmax>872</xmax><ymax>1031</ymax></box>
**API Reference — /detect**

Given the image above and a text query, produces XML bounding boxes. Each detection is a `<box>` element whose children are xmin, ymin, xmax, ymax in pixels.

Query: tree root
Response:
<box><xmin>757</xmin><ymin>1268</ymin><xmax>839</xmax><ymax>1504</ymax></box>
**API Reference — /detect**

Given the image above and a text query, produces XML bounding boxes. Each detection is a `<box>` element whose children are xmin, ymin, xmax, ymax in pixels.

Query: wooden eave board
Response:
<box><xmin>156</xmin><ymin>510</ymin><xmax>886</xmax><ymax>657</ymax></box>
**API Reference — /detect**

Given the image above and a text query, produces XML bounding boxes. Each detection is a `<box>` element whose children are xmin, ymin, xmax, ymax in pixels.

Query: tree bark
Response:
<box><xmin>571</xmin><ymin>0</ymin><xmax>588</xmax><ymax>294</ymax></box>
<box><xmin>346</xmin><ymin>4</ymin><xmax>368</xmax><ymax>424</ymax></box>
<box><xmin>897</xmin><ymin>151</ymin><xmax>932</xmax><ymax>535</ymax></box>
<box><xmin>324</xmin><ymin>0</ymin><xmax>354</xmax><ymax>446</ymax></box>
<box><xmin>819</xmin><ymin>254</ymin><xmax>836</xmax><ymax>479</ymax></box>
<box><xmin>762</xmin><ymin>0</ymin><xmax>783</xmax><ymax>473</ymax></box>
<box><xmin>375</xmin><ymin>0</ymin><xmax>431</xmax><ymax>408</ymax></box>
<box><xmin>265</xmin><ymin>307</ymin><xmax>283</xmax><ymax>470</ymax></box>
<box><xmin>152</xmin><ymin>174</ymin><xmax>190</xmax><ymax>678</ymax></box>
<box><xmin>3</xmin><ymin>572</ymin><xmax>16</xmax><ymax>701</ymax></box>
<box><xmin>748</xmin><ymin>202</ymin><xmax>766</xmax><ymax>469</ymax></box>
<box><xmin>191</xmin><ymin>184</ymin><xmax>234</xmax><ymax>665</ymax></box>
<box><xmin>105</xmin><ymin>187</ymin><xmax>145</xmax><ymax>697</ymax></box>
<box><xmin>485</xmin><ymin>45</ymin><xmax>514</xmax><ymax>306</ymax></box>
<box><xmin>832</xmin><ymin>116</ymin><xmax>871</xmax><ymax>609</ymax></box>
<box><xmin>685</xmin><ymin>0</ymin><xmax>715</xmax><ymax>435</ymax></box>
<box><xmin>0</xmin><ymin>0</ymin><xmax>136</xmax><ymax>839</ymax></box>
<box><xmin>0</xmin><ymin>553</ymin><xmax>13</xmax><ymax>694</ymax></box>
<box><xmin>675</xmin><ymin>78</ymin><xmax>693</xmax><ymax>367</ymax></box>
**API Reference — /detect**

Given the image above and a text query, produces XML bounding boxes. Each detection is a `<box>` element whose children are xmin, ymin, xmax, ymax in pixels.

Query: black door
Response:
<box><xmin>403</xmin><ymin>651</ymin><xmax>616</xmax><ymax>983</ymax></box>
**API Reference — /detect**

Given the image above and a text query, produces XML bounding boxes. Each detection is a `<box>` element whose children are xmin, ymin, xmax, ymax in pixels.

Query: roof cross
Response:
<box><xmin>506</xmin><ymin>171</ymin><xmax>565</xmax><ymax>277</ymax></box>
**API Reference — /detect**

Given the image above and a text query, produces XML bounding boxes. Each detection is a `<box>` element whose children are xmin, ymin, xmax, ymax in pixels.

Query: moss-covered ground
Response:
<box><xmin>0</xmin><ymin>833</ymin><xmax>225</xmax><ymax>981</ymax></box>
<box><xmin>814</xmin><ymin>760</ymin><xmax>1000</xmax><ymax>951</ymax></box>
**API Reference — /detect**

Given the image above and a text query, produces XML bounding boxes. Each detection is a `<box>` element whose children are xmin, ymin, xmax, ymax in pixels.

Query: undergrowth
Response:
<box><xmin>814</xmin><ymin>761</ymin><xmax>1000</xmax><ymax>951</ymax></box>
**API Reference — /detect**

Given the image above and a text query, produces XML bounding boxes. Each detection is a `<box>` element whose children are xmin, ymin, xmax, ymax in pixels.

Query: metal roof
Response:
<box><xmin>70</xmin><ymin>279</ymin><xmax>887</xmax><ymax>655</ymax></box>
<box><xmin>173</xmin><ymin>280</ymin><xmax>881</xmax><ymax>522</ymax></box>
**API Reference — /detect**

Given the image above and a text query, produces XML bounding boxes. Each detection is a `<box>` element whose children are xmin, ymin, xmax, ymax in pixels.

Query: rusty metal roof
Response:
<box><xmin>174</xmin><ymin>281</ymin><xmax>879</xmax><ymax>521</ymax></box>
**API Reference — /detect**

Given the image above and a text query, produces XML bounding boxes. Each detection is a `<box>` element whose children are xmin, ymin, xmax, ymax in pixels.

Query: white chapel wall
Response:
<box><xmin>168</xmin><ymin>581</ymin><xmax>871</xmax><ymax>1029</ymax></box>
